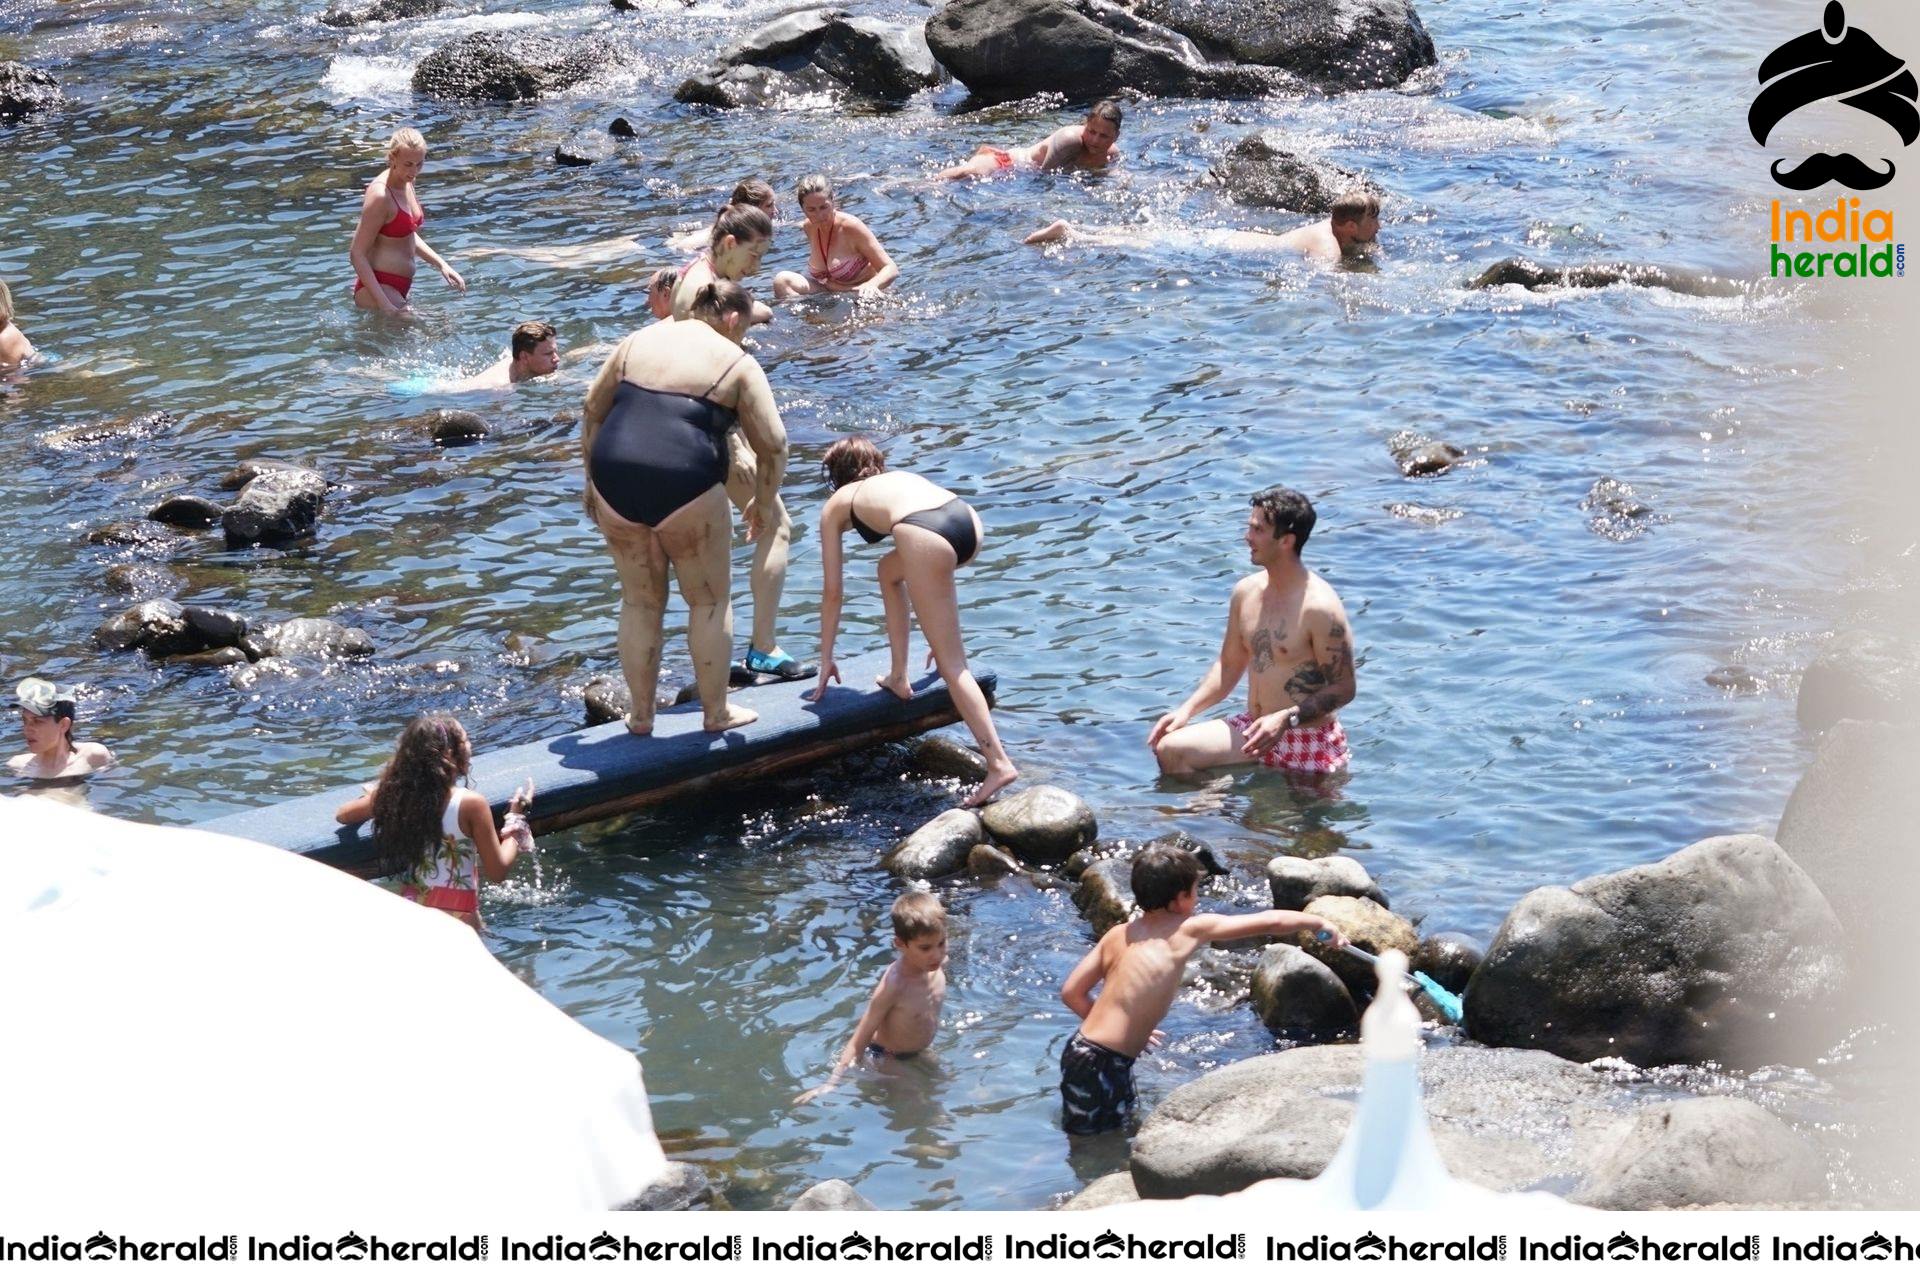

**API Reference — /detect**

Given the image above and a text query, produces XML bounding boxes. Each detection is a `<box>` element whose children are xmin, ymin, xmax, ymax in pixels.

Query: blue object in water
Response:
<box><xmin>1409</xmin><ymin>968</ymin><xmax>1466</xmax><ymax>1022</ymax></box>
<box><xmin>388</xmin><ymin>372</ymin><xmax>440</xmax><ymax>397</ymax></box>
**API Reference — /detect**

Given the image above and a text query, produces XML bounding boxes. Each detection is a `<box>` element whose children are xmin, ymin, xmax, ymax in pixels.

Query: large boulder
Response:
<box><xmin>790</xmin><ymin>1178</ymin><xmax>877</xmax><ymax>1211</ymax></box>
<box><xmin>222</xmin><ymin>466</ymin><xmax>327</xmax><ymax>548</ymax></box>
<box><xmin>1411</xmin><ymin>931</ymin><xmax>1483</xmax><ymax>994</ymax></box>
<box><xmin>1266</xmin><ymin>854</ymin><xmax>1385</xmax><ymax>910</ymax></box>
<box><xmin>1795</xmin><ymin>630</ymin><xmax>1919</xmax><ymax>732</ymax></box>
<box><xmin>1464</xmin><ymin>835</ymin><xmax>1847</xmax><ymax>1069</ymax></box>
<box><xmin>1572</xmin><ymin>1097</ymin><xmax>1824</xmax><ymax>1210</ymax></box>
<box><xmin>1290</xmin><ymin>895</ymin><xmax>1417</xmax><ymax>1002</ymax></box>
<box><xmin>1249</xmin><ymin>944</ymin><xmax>1357</xmax><ymax>1036</ymax></box>
<box><xmin>1130</xmin><ymin>1042</ymin><xmax>1631</xmax><ymax>1198</ymax></box>
<box><xmin>905</xmin><ymin>734</ymin><xmax>989</xmax><ymax>785</ymax></box>
<box><xmin>978</xmin><ymin>785</ymin><xmax>1096</xmax><ymax>863</ymax></box>
<box><xmin>677</xmin><ymin>9</ymin><xmax>942</xmax><ymax>108</ymax></box>
<box><xmin>258</xmin><ymin>618</ymin><xmax>375</xmax><ymax>660</ymax></box>
<box><xmin>179</xmin><ymin>606</ymin><xmax>250</xmax><ymax>649</ymax></box>
<box><xmin>94</xmin><ymin>599</ymin><xmax>198</xmax><ymax>658</ymax></box>
<box><xmin>319</xmin><ymin>0</ymin><xmax>444</xmax><ymax>25</ymax></box>
<box><xmin>883</xmin><ymin>809</ymin><xmax>982</xmax><ymax>879</ymax></box>
<box><xmin>1203</xmin><ymin>135</ymin><xmax>1376</xmax><ymax>212</ymax></box>
<box><xmin>1072</xmin><ymin>857</ymin><xmax>1135</xmax><ymax>933</ymax></box>
<box><xmin>0</xmin><ymin>63</ymin><xmax>62</xmax><ymax>121</ymax></box>
<box><xmin>1467</xmin><ymin>257</ymin><xmax>1745</xmax><ymax>297</ymax></box>
<box><xmin>1133</xmin><ymin>0</ymin><xmax>1436</xmax><ymax>91</ymax></box>
<box><xmin>412</xmin><ymin>33</ymin><xmax>618</xmax><ymax>101</ymax></box>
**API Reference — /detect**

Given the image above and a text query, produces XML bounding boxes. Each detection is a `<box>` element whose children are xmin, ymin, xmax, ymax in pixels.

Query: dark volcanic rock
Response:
<box><xmin>180</xmin><ymin>606</ymin><xmax>250</xmax><ymax>649</ymax></box>
<box><xmin>104</xmin><ymin>563</ymin><xmax>186</xmax><ymax>599</ymax></box>
<box><xmin>1468</xmin><ymin>256</ymin><xmax>1745</xmax><ymax>297</ymax></box>
<box><xmin>1388</xmin><ymin>429</ymin><xmax>1463</xmax><ymax>477</ymax></box>
<box><xmin>584</xmin><ymin>674</ymin><xmax>633</xmax><ymax>726</ymax></box>
<box><xmin>905</xmin><ymin>734</ymin><xmax>990</xmax><ymax>785</ymax></box>
<box><xmin>223</xmin><ymin>466</ymin><xmax>327</xmax><ymax>547</ymax></box>
<box><xmin>1581</xmin><ymin>476</ymin><xmax>1667</xmax><ymax>542</ymax></box>
<box><xmin>217</xmin><ymin>458</ymin><xmax>303</xmax><ymax>491</ymax></box>
<box><xmin>1796</xmin><ymin>629</ymin><xmax>1919</xmax><ymax>732</ymax></box>
<box><xmin>412</xmin><ymin>32</ymin><xmax>618</xmax><ymax>101</ymax></box>
<box><xmin>95</xmin><ymin>599</ymin><xmax>198</xmax><ymax>658</ymax></box>
<box><xmin>87</xmin><ymin>521</ymin><xmax>173</xmax><ymax>549</ymax></box>
<box><xmin>147</xmin><ymin>495</ymin><xmax>225</xmax><ymax>529</ymax></box>
<box><xmin>1133</xmin><ymin>0</ymin><xmax>1437</xmax><ymax>91</ymax></box>
<box><xmin>677</xmin><ymin>9</ymin><xmax>942</xmax><ymax>108</ymax></box>
<box><xmin>319</xmin><ymin>0</ymin><xmax>445</xmax><ymax>26</ymax></box>
<box><xmin>1203</xmin><ymin>134</ymin><xmax>1376</xmax><ymax>211</ymax></box>
<box><xmin>159</xmin><ymin>646</ymin><xmax>248</xmax><ymax>669</ymax></box>
<box><xmin>1411</xmin><ymin>931</ymin><xmax>1483</xmax><ymax>994</ymax></box>
<box><xmin>1465</xmin><ymin>835</ymin><xmax>1847</xmax><ymax>1069</ymax></box>
<box><xmin>1250</xmin><ymin>944</ymin><xmax>1358</xmax><ymax>1036</ymax></box>
<box><xmin>416</xmin><ymin>408</ymin><xmax>491</xmax><ymax>445</ymax></box>
<box><xmin>967</xmin><ymin>843</ymin><xmax>1025</xmax><ymax>878</ymax></box>
<box><xmin>258</xmin><ymin>617</ymin><xmax>375</xmax><ymax>659</ymax></box>
<box><xmin>555</xmin><ymin>129</ymin><xmax>619</xmax><ymax>166</ymax></box>
<box><xmin>0</xmin><ymin>63</ymin><xmax>62</xmax><ymax>121</ymax></box>
<box><xmin>44</xmin><ymin>411</ymin><xmax>174</xmax><ymax>450</ymax></box>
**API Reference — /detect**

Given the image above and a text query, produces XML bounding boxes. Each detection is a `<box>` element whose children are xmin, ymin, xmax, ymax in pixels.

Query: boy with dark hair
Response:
<box><xmin>795</xmin><ymin>892</ymin><xmax>950</xmax><ymax>1105</ymax></box>
<box><xmin>1057</xmin><ymin>844</ymin><xmax>1344</xmax><ymax>1134</ymax></box>
<box><xmin>936</xmin><ymin>100</ymin><xmax>1124</xmax><ymax>179</ymax></box>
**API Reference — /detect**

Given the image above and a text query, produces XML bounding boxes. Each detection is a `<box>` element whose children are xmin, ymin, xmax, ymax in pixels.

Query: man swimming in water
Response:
<box><xmin>1148</xmin><ymin>487</ymin><xmax>1357</xmax><ymax>777</ymax></box>
<box><xmin>936</xmin><ymin>100</ymin><xmax>1124</xmax><ymax>180</ymax></box>
<box><xmin>1025</xmin><ymin>190</ymin><xmax>1383</xmax><ymax>266</ymax></box>
<box><xmin>9</xmin><ymin>678</ymin><xmax>114</xmax><ymax>781</ymax></box>
<box><xmin>449</xmin><ymin>321</ymin><xmax>560</xmax><ymax>391</ymax></box>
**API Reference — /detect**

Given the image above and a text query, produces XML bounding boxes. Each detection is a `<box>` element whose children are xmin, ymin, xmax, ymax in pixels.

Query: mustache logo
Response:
<box><xmin>1750</xmin><ymin>2</ymin><xmax>1917</xmax><ymax>190</ymax></box>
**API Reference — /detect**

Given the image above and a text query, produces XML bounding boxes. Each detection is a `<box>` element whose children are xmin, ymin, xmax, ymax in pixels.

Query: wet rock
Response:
<box><xmin>1464</xmin><ymin>834</ymin><xmax>1847</xmax><ymax>1069</ymax></box>
<box><xmin>228</xmin><ymin>656</ymin><xmax>301</xmax><ymax>690</ymax></box>
<box><xmin>258</xmin><ymin>618</ymin><xmax>375</xmax><ymax>659</ymax></box>
<box><xmin>1573</xmin><ymin>1097</ymin><xmax>1823</xmax><ymax>1210</ymax></box>
<box><xmin>790</xmin><ymin>1178</ymin><xmax>876</xmax><ymax>1211</ymax></box>
<box><xmin>87</xmin><ymin>521</ymin><xmax>173</xmax><ymax>549</ymax></box>
<box><xmin>235</xmin><ymin>633</ymin><xmax>273</xmax><ymax>664</ymax></box>
<box><xmin>1071</xmin><ymin>832</ymin><xmax>1223</xmax><ymax>879</ymax></box>
<box><xmin>1202</xmin><ymin>135</ymin><xmax>1376</xmax><ymax>212</ymax></box>
<box><xmin>1796</xmin><ymin>629</ymin><xmax>1919</xmax><ymax>731</ymax></box>
<box><xmin>180</xmin><ymin>606</ymin><xmax>249</xmax><ymax>649</ymax></box>
<box><xmin>1130</xmin><ymin>1042</ymin><xmax>1630</xmax><ymax>1199</ymax></box>
<box><xmin>978</xmin><ymin>784</ymin><xmax>1097</xmax><ymax>864</ymax></box>
<box><xmin>1266</xmin><ymin>854</ymin><xmax>1385</xmax><ymax>911</ymax></box>
<box><xmin>159</xmin><ymin>646</ymin><xmax>248</xmax><ymax>669</ymax></box>
<box><xmin>1705</xmin><ymin>663</ymin><xmax>1765</xmax><ymax>693</ymax></box>
<box><xmin>405</xmin><ymin>408</ymin><xmax>491</xmax><ymax>445</ymax></box>
<box><xmin>0</xmin><ymin>63</ymin><xmax>62</xmax><ymax>121</ymax></box>
<box><xmin>1581</xmin><ymin>476</ymin><xmax>1667</xmax><ymax>542</ymax></box>
<box><xmin>94</xmin><ymin>599</ymin><xmax>198</xmax><ymax>658</ymax></box>
<box><xmin>1411</xmin><ymin>931</ymin><xmax>1483</xmax><ymax>994</ymax></box>
<box><xmin>217</xmin><ymin>458</ymin><xmax>303</xmax><ymax>491</ymax></box>
<box><xmin>1385</xmin><ymin>502</ymin><xmax>1463</xmax><ymax>525</ymax></box>
<box><xmin>618</xmin><ymin>1161</ymin><xmax>715</xmax><ymax>1210</ymax></box>
<box><xmin>146</xmin><ymin>495</ymin><xmax>225</xmax><ymax>529</ymax></box>
<box><xmin>223</xmin><ymin>466</ymin><xmax>327</xmax><ymax>548</ymax></box>
<box><xmin>677</xmin><ymin>9</ymin><xmax>942</xmax><ymax>109</ymax></box>
<box><xmin>883</xmin><ymin>809</ymin><xmax>982</xmax><ymax>879</ymax></box>
<box><xmin>1387</xmin><ymin>429</ymin><xmax>1464</xmax><ymax>478</ymax></box>
<box><xmin>1250</xmin><ymin>944</ymin><xmax>1358</xmax><ymax>1036</ymax></box>
<box><xmin>1133</xmin><ymin>0</ymin><xmax>1437</xmax><ymax>91</ymax></box>
<box><xmin>43</xmin><ymin>411</ymin><xmax>173</xmax><ymax>450</ymax></box>
<box><xmin>1468</xmin><ymin>257</ymin><xmax>1745</xmax><ymax>297</ymax></box>
<box><xmin>319</xmin><ymin>0</ymin><xmax>444</xmax><ymax>26</ymax></box>
<box><xmin>1072</xmin><ymin>857</ymin><xmax>1135</xmax><ymax>934</ymax></box>
<box><xmin>1059</xmin><ymin>1170</ymin><xmax>1139</xmax><ymax>1210</ymax></box>
<box><xmin>608</xmin><ymin>115</ymin><xmax>638</xmax><ymax>138</ymax></box>
<box><xmin>104</xmin><ymin>563</ymin><xmax>186</xmax><ymax>599</ymax></box>
<box><xmin>583</xmin><ymin>674</ymin><xmax>632</xmax><ymax>727</ymax></box>
<box><xmin>1291</xmin><ymin>895</ymin><xmax>1418</xmax><ymax>1003</ymax></box>
<box><xmin>412</xmin><ymin>32</ymin><xmax>619</xmax><ymax>102</ymax></box>
<box><xmin>611</xmin><ymin>0</ymin><xmax>637</xmax><ymax>8</ymax></box>
<box><xmin>905</xmin><ymin>733</ymin><xmax>989</xmax><ymax>785</ymax></box>
<box><xmin>967</xmin><ymin>844</ymin><xmax>1024</xmax><ymax>878</ymax></box>
<box><xmin>554</xmin><ymin>130</ymin><xmax>619</xmax><ymax>167</ymax></box>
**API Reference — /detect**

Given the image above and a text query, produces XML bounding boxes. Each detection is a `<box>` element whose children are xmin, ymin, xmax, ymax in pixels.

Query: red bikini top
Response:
<box><xmin>377</xmin><ymin>192</ymin><xmax>425</xmax><ymax>239</ymax></box>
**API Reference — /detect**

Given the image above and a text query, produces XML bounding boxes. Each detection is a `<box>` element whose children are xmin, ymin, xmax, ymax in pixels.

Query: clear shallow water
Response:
<box><xmin>2</xmin><ymin>0</ymin><xmax>1905</xmax><ymax>1207</ymax></box>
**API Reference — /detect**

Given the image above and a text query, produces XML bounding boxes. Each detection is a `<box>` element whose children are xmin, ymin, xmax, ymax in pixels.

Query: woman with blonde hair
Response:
<box><xmin>349</xmin><ymin>127</ymin><xmax>465</xmax><ymax>314</ymax></box>
<box><xmin>807</xmin><ymin>437</ymin><xmax>1016</xmax><ymax>806</ymax></box>
<box><xmin>0</xmin><ymin>280</ymin><xmax>35</xmax><ymax>368</ymax></box>
<box><xmin>771</xmin><ymin>175</ymin><xmax>898</xmax><ymax>299</ymax></box>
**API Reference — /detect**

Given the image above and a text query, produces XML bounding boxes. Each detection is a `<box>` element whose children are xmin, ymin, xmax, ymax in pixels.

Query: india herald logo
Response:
<box><xmin>1751</xmin><ymin>1</ymin><xmax>1918</xmax><ymax>189</ymax></box>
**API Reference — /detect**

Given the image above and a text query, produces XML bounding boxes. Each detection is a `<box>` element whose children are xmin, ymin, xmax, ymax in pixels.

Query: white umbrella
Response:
<box><xmin>0</xmin><ymin>796</ymin><xmax>668</xmax><ymax>1215</ymax></box>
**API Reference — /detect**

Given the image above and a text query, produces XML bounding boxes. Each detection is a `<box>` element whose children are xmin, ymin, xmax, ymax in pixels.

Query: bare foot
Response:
<box><xmin>964</xmin><ymin>761</ymin><xmax>1019</xmax><ymax>808</ymax></box>
<box><xmin>704</xmin><ymin>703</ymin><xmax>759</xmax><ymax>733</ymax></box>
<box><xmin>1023</xmin><ymin>219</ymin><xmax>1071</xmax><ymax>246</ymax></box>
<box><xmin>624</xmin><ymin>714</ymin><xmax>653</xmax><ymax>737</ymax></box>
<box><xmin>876</xmin><ymin>673</ymin><xmax>914</xmax><ymax>701</ymax></box>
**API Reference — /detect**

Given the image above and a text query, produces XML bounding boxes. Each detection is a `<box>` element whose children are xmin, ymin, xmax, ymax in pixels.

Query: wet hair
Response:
<box><xmin>687</xmin><ymin>279</ymin><xmax>753</xmax><ymax>326</ymax></box>
<box><xmin>1251</xmin><ymin>486</ymin><xmax>1316</xmax><ymax>552</ymax></box>
<box><xmin>370</xmin><ymin>713</ymin><xmax>471</xmax><ymax>879</ymax></box>
<box><xmin>510</xmin><ymin>320</ymin><xmax>555</xmax><ymax>359</ymax></box>
<box><xmin>1088</xmin><ymin>99</ymin><xmax>1123</xmax><ymax>128</ymax></box>
<box><xmin>1330</xmin><ymin>190</ymin><xmax>1380</xmax><ymax>225</ymax></box>
<box><xmin>387</xmin><ymin>126</ymin><xmax>427</xmax><ymax>157</ymax></box>
<box><xmin>891</xmin><ymin>891</ymin><xmax>947</xmax><ymax>943</ymax></box>
<box><xmin>729</xmin><ymin>177</ymin><xmax>777</xmax><ymax>215</ymax></box>
<box><xmin>822</xmin><ymin>435</ymin><xmax>886</xmax><ymax>489</ymax></box>
<box><xmin>0</xmin><ymin>279</ymin><xmax>13</xmax><ymax>327</ymax></box>
<box><xmin>795</xmin><ymin>173</ymin><xmax>834</xmax><ymax>205</ymax></box>
<box><xmin>709</xmin><ymin>202</ymin><xmax>773</xmax><ymax>253</ymax></box>
<box><xmin>1131</xmin><ymin>843</ymin><xmax>1203</xmax><ymax>911</ymax></box>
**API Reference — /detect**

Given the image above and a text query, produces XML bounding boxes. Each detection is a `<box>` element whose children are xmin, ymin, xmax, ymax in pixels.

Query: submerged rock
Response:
<box><xmin>1387</xmin><ymin>430</ymin><xmax>1464</xmax><ymax>477</ymax></box>
<box><xmin>412</xmin><ymin>33</ymin><xmax>618</xmax><ymax>101</ymax></box>
<box><xmin>1572</xmin><ymin>1097</ymin><xmax>1823</xmax><ymax>1210</ymax></box>
<box><xmin>1072</xmin><ymin>832</ymin><xmax>1223</xmax><ymax>879</ymax></box>
<box><xmin>159</xmin><ymin>646</ymin><xmax>248</xmax><ymax>669</ymax></box>
<box><xmin>583</xmin><ymin>674</ymin><xmax>633</xmax><ymax>727</ymax></box>
<box><xmin>1249</xmin><ymin>943</ymin><xmax>1357</xmax><ymax>1036</ymax></box>
<box><xmin>87</xmin><ymin>521</ymin><xmax>174</xmax><ymax>550</ymax></box>
<box><xmin>319</xmin><ymin>0</ymin><xmax>444</xmax><ymax>26</ymax></box>
<box><xmin>677</xmin><ymin>9</ymin><xmax>942</xmax><ymax>108</ymax></box>
<box><xmin>1465</xmin><ymin>834</ymin><xmax>1847</xmax><ymax>1069</ymax></box>
<box><xmin>147</xmin><ymin>495</ymin><xmax>225</xmax><ymax>529</ymax></box>
<box><xmin>1292</xmin><ymin>895</ymin><xmax>1417</xmax><ymax>1002</ymax></box>
<box><xmin>967</xmin><ymin>844</ymin><xmax>1024</xmax><ymax>878</ymax></box>
<box><xmin>790</xmin><ymin>1178</ymin><xmax>876</xmax><ymax>1211</ymax></box>
<box><xmin>1705</xmin><ymin>663</ymin><xmax>1766</xmax><ymax>693</ymax></box>
<box><xmin>223</xmin><ymin>466</ymin><xmax>327</xmax><ymax>548</ymax></box>
<box><xmin>619</xmin><ymin>1161</ymin><xmax>716</xmax><ymax>1210</ymax></box>
<box><xmin>978</xmin><ymin>785</ymin><xmax>1097</xmax><ymax>863</ymax></box>
<box><xmin>1581</xmin><ymin>476</ymin><xmax>1667</xmax><ymax>542</ymax></box>
<box><xmin>44</xmin><ymin>411</ymin><xmax>174</xmax><ymax>450</ymax></box>
<box><xmin>217</xmin><ymin>458</ymin><xmax>304</xmax><ymax>491</ymax></box>
<box><xmin>0</xmin><ymin>63</ymin><xmax>62</xmax><ymax>121</ymax></box>
<box><xmin>1266</xmin><ymin>854</ymin><xmax>1385</xmax><ymax>911</ymax></box>
<box><xmin>402</xmin><ymin>408</ymin><xmax>491</xmax><ymax>445</ymax></box>
<box><xmin>1795</xmin><ymin>629</ymin><xmax>1919</xmax><ymax>731</ymax></box>
<box><xmin>94</xmin><ymin>599</ymin><xmax>197</xmax><ymax>658</ymax></box>
<box><xmin>104</xmin><ymin>563</ymin><xmax>186</xmax><ymax>599</ymax></box>
<box><xmin>1385</xmin><ymin>502</ymin><xmax>1464</xmax><ymax>525</ymax></box>
<box><xmin>1468</xmin><ymin>256</ymin><xmax>1745</xmax><ymax>297</ymax></box>
<box><xmin>1203</xmin><ymin>134</ymin><xmax>1376</xmax><ymax>211</ymax></box>
<box><xmin>258</xmin><ymin>618</ymin><xmax>375</xmax><ymax>660</ymax></box>
<box><xmin>554</xmin><ymin>129</ymin><xmax>619</xmax><ymax>167</ymax></box>
<box><xmin>884</xmin><ymin>809</ymin><xmax>982</xmax><ymax>879</ymax></box>
<box><xmin>1059</xmin><ymin>1170</ymin><xmax>1140</xmax><ymax>1210</ymax></box>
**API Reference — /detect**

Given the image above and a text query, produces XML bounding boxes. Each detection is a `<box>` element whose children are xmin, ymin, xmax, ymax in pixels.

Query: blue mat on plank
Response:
<box><xmin>193</xmin><ymin>650</ymin><xmax>990</xmax><ymax>866</ymax></box>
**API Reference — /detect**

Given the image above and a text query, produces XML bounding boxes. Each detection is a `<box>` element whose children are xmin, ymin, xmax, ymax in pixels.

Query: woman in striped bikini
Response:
<box><xmin>771</xmin><ymin>175</ymin><xmax>898</xmax><ymax>300</ymax></box>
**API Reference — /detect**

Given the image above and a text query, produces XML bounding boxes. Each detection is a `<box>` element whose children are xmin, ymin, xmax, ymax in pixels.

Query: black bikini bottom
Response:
<box><xmin>898</xmin><ymin>498</ymin><xmax>978</xmax><ymax>567</ymax></box>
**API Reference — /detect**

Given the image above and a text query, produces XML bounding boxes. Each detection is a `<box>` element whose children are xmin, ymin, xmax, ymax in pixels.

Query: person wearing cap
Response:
<box><xmin>9</xmin><ymin>679</ymin><xmax>115</xmax><ymax>780</ymax></box>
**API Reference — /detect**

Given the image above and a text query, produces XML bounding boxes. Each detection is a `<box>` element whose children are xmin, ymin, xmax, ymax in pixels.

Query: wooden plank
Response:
<box><xmin>192</xmin><ymin>650</ymin><xmax>992</xmax><ymax>868</ymax></box>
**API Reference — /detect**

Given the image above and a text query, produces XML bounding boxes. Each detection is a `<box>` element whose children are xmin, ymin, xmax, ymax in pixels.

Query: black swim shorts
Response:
<box><xmin>1059</xmin><ymin>1031</ymin><xmax>1137</xmax><ymax>1135</ymax></box>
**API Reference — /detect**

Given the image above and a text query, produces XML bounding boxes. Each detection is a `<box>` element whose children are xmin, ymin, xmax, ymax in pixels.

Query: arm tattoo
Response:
<box><xmin>1294</xmin><ymin>620</ymin><xmax>1355</xmax><ymax>721</ymax></box>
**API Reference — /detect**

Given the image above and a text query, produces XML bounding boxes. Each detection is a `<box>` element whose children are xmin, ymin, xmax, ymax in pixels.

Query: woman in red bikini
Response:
<box><xmin>350</xmin><ymin>127</ymin><xmax>465</xmax><ymax>314</ymax></box>
<box><xmin>771</xmin><ymin>175</ymin><xmax>898</xmax><ymax>300</ymax></box>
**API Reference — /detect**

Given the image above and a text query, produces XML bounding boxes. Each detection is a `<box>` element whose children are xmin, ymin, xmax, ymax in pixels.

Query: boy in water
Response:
<box><xmin>1058</xmin><ymin>845</ymin><xmax>1345</xmax><ymax>1135</ymax></box>
<box><xmin>936</xmin><ymin>100</ymin><xmax>1124</xmax><ymax>179</ymax></box>
<box><xmin>794</xmin><ymin>892</ymin><xmax>949</xmax><ymax>1104</ymax></box>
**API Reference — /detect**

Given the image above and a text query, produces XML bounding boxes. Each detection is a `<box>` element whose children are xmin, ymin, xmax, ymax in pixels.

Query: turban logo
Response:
<box><xmin>1750</xmin><ymin>1</ymin><xmax>1918</xmax><ymax>190</ymax></box>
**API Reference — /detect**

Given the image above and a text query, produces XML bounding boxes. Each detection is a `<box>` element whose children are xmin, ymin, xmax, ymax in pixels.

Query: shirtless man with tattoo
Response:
<box><xmin>1148</xmin><ymin>487</ymin><xmax>1356</xmax><ymax>776</ymax></box>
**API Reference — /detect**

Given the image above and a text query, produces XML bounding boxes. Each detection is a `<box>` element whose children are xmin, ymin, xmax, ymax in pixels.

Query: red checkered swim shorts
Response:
<box><xmin>1227</xmin><ymin>712</ymin><xmax>1351</xmax><ymax>775</ymax></box>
